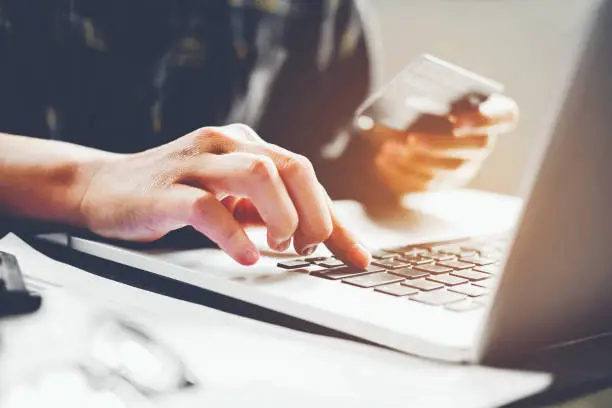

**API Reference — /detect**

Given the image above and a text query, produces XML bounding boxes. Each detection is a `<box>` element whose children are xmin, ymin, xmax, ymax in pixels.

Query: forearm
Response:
<box><xmin>0</xmin><ymin>133</ymin><xmax>117</xmax><ymax>226</ymax></box>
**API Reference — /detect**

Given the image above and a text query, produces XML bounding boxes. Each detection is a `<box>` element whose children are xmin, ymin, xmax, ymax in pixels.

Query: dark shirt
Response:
<box><xmin>0</xmin><ymin>0</ymin><xmax>396</xmax><ymax>232</ymax></box>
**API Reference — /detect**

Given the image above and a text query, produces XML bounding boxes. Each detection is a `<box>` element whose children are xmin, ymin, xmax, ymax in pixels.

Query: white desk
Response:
<box><xmin>1</xmin><ymin>189</ymin><xmax>549</xmax><ymax>407</ymax></box>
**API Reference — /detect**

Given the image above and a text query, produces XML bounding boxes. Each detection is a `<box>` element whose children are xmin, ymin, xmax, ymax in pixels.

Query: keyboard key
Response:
<box><xmin>286</xmin><ymin>264</ymin><xmax>328</xmax><ymax>274</ymax></box>
<box><xmin>343</xmin><ymin>272</ymin><xmax>404</xmax><ymax>288</ymax></box>
<box><xmin>312</xmin><ymin>264</ymin><xmax>383</xmax><ymax>280</ymax></box>
<box><xmin>389</xmin><ymin>267</ymin><xmax>429</xmax><ymax>279</ymax></box>
<box><xmin>441</xmin><ymin>248</ymin><xmax>468</xmax><ymax>256</ymax></box>
<box><xmin>427</xmin><ymin>274</ymin><xmax>468</xmax><ymax>286</ymax></box>
<box><xmin>413</xmin><ymin>264</ymin><xmax>452</xmax><ymax>274</ymax></box>
<box><xmin>402</xmin><ymin>279</ymin><xmax>444</xmax><ymax>291</ymax></box>
<box><xmin>450</xmin><ymin>269</ymin><xmax>491</xmax><ymax>282</ymax></box>
<box><xmin>277</xmin><ymin>260</ymin><xmax>311</xmax><ymax>269</ymax></box>
<box><xmin>410</xmin><ymin>291</ymin><xmax>467</xmax><ymax>306</ymax></box>
<box><xmin>459</xmin><ymin>256</ymin><xmax>496</xmax><ymax>266</ymax></box>
<box><xmin>381</xmin><ymin>246</ymin><xmax>406</xmax><ymax>254</ymax></box>
<box><xmin>403</xmin><ymin>248</ymin><xmax>430</xmax><ymax>257</ymax></box>
<box><xmin>428</xmin><ymin>253</ymin><xmax>455</xmax><ymax>262</ymax></box>
<box><xmin>474</xmin><ymin>246</ymin><xmax>501</xmax><ymax>256</ymax></box>
<box><xmin>371</xmin><ymin>251</ymin><xmax>397</xmax><ymax>260</ymax></box>
<box><xmin>371</xmin><ymin>259</ymin><xmax>411</xmax><ymax>270</ymax></box>
<box><xmin>473</xmin><ymin>279</ymin><xmax>496</xmax><ymax>289</ymax></box>
<box><xmin>445</xmin><ymin>299</ymin><xmax>485</xmax><ymax>312</ymax></box>
<box><xmin>401</xmin><ymin>255</ymin><xmax>435</xmax><ymax>265</ymax></box>
<box><xmin>316</xmin><ymin>258</ymin><xmax>345</xmax><ymax>268</ymax></box>
<box><xmin>308</xmin><ymin>264</ymin><xmax>331</xmax><ymax>272</ymax></box>
<box><xmin>304</xmin><ymin>256</ymin><xmax>329</xmax><ymax>263</ymax></box>
<box><xmin>449</xmin><ymin>284</ymin><xmax>489</xmax><ymax>297</ymax></box>
<box><xmin>375</xmin><ymin>284</ymin><xmax>418</xmax><ymax>297</ymax></box>
<box><xmin>384</xmin><ymin>246</ymin><xmax>427</xmax><ymax>256</ymax></box>
<box><xmin>437</xmin><ymin>260</ymin><xmax>475</xmax><ymax>270</ymax></box>
<box><xmin>458</xmin><ymin>245</ymin><xmax>481</xmax><ymax>253</ymax></box>
<box><xmin>474</xmin><ymin>265</ymin><xmax>499</xmax><ymax>274</ymax></box>
<box><xmin>427</xmin><ymin>244</ymin><xmax>461</xmax><ymax>253</ymax></box>
<box><xmin>462</xmin><ymin>242</ymin><xmax>492</xmax><ymax>250</ymax></box>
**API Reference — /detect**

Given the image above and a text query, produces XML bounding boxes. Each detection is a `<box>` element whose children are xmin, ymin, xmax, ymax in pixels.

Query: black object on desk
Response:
<box><xmin>0</xmin><ymin>251</ymin><xmax>42</xmax><ymax>317</ymax></box>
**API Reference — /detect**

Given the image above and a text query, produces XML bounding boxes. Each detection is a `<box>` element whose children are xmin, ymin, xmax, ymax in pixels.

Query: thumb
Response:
<box><xmin>162</xmin><ymin>186</ymin><xmax>260</xmax><ymax>265</ymax></box>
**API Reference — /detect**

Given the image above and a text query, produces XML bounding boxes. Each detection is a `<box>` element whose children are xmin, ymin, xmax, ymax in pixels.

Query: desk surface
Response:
<box><xmin>4</xmin><ymin>189</ymin><xmax>612</xmax><ymax>407</ymax></box>
<box><xmin>26</xmin><ymin>239</ymin><xmax>612</xmax><ymax>408</ymax></box>
<box><xmin>0</xmin><ymin>233</ymin><xmax>549</xmax><ymax>408</ymax></box>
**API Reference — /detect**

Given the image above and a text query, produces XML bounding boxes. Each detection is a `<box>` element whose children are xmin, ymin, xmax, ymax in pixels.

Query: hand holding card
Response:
<box><xmin>353</xmin><ymin>54</ymin><xmax>518</xmax><ymax>195</ymax></box>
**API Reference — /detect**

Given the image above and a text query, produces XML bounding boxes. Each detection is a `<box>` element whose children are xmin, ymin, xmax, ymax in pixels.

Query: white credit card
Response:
<box><xmin>354</xmin><ymin>54</ymin><xmax>504</xmax><ymax>131</ymax></box>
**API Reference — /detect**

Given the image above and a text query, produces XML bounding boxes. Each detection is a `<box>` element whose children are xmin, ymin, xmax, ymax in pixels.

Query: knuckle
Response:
<box><xmin>192</xmin><ymin>193</ymin><xmax>217</xmax><ymax>214</ymax></box>
<box><xmin>234</xmin><ymin>123</ymin><xmax>255</xmax><ymax>136</ymax></box>
<box><xmin>248</xmin><ymin>156</ymin><xmax>277</xmax><ymax>182</ymax></box>
<box><xmin>281</xmin><ymin>154</ymin><xmax>314</xmax><ymax>178</ymax></box>
<box><xmin>191</xmin><ymin>127</ymin><xmax>235</xmax><ymax>154</ymax></box>
<box><xmin>191</xmin><ymin>127</ymin><xmax>218</xmax><ymax>144</ymax></box>
<box><xmin>224</xmin><ymin>123</ymin><xmax>262</xmax><ymax>144</ymax></box>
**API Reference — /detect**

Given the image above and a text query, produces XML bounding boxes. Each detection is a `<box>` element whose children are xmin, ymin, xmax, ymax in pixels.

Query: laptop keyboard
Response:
<box><xmin>277</xmin><ymin>234</ymin><xmax>509</xmax><ymax>312</ymax></box>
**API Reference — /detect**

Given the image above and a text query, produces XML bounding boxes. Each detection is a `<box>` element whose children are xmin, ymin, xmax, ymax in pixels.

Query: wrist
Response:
<box><xmin>0</xmin><ymin>134</ymin><xmax>127</xmax><ymax>227</ymax></box>
<box><xmin>69</xmin><ymin>152</ymin><xmax>125</xmax><ymax>228</ymax></box>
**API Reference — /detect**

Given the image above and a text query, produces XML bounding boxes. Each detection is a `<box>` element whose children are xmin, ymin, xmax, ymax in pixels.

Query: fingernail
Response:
<box><xmin>300</xmin><ymin>244</ymin><xmax>318</xmax><ymax>256</ymax></box>
<box><xmin>479</xmin><ymin>94</ymin><xmax>508</xmax><ymax>117</ymax></box>
<box><xmin>272</xmin><ymin>238</ymin><xmax>291</xmax><ymax>252</ymax></box>
<box><xmin>349</xmin><ymin>244</ymin><xmax>371</xmax><ymax>268</ymax></box>
<box><xmin>279</xmin><ymin>238</ymin><xmax>292</xmax><ymax>252</ymax></box>
<box><xmin>240</xmin><ymin>248</ymin><xmax>260</xmax><ymax>265</ymax></box>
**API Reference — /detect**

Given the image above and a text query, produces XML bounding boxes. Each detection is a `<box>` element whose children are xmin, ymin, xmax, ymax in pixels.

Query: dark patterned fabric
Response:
<box><xmin>0</xmin><ymin>0</ymin><xmax>395</xmax><ymax>205</ymax></box>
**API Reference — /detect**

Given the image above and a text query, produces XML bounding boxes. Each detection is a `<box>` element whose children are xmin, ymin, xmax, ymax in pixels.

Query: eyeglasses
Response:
<box><xmin>2</xmin><ymin>314</ymin><xmax>199</xmax><ymax>408</ymax></box>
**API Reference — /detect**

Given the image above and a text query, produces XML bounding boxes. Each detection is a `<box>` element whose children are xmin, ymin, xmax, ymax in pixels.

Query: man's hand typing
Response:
<box><xmin>74</xmin><ymin>124</ymin><xmax>371</xmax><ymax>267</ymax></box>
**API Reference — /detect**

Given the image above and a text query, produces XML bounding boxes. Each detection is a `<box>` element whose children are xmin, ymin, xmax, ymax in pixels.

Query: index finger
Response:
<box><xmin>319</xmin><ymin>190</ymin><xmax>371</xmax><ymax>268</ymax></box>
<box><xmin>324</xmin><ymin>214</ymin><xmax>371</xmax><ymax>269</ymax></box>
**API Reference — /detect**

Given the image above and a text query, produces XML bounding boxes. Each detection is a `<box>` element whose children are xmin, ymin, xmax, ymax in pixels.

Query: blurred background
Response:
<box><xmin>368</xmin><ymin>0</ymin><xmax>600</xmax><ymax>196</ymax></box>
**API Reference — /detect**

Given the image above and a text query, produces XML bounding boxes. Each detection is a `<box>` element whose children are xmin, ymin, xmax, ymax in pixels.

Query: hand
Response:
<box><xmin>76</xmin><ymin>124</ymin><xmax>370</xmax><ymax>267</ymax></box>
<box><xmin>371</xmin><ymin>94</ymin><xmax>519</xmax><ymax>195</ymax></box>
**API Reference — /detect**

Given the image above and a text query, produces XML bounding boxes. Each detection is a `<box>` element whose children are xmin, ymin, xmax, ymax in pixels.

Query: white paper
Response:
<box><xmin>0</xmin><ymin>234</ymin><xmax>550</xmax><ymax>407</ymax></box>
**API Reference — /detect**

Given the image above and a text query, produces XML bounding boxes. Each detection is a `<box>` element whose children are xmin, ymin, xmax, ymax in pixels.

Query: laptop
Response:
<box><xmin>39</xmin><ymin>0</ymin><xmax>611</xmax><ymax>365</ymax></box>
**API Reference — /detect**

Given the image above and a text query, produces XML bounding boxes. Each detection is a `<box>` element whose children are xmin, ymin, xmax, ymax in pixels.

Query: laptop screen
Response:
<box><xmin>478</xmin><ymin>0</ymin><xmax>612</xmax><ymax>363</ymax></box>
